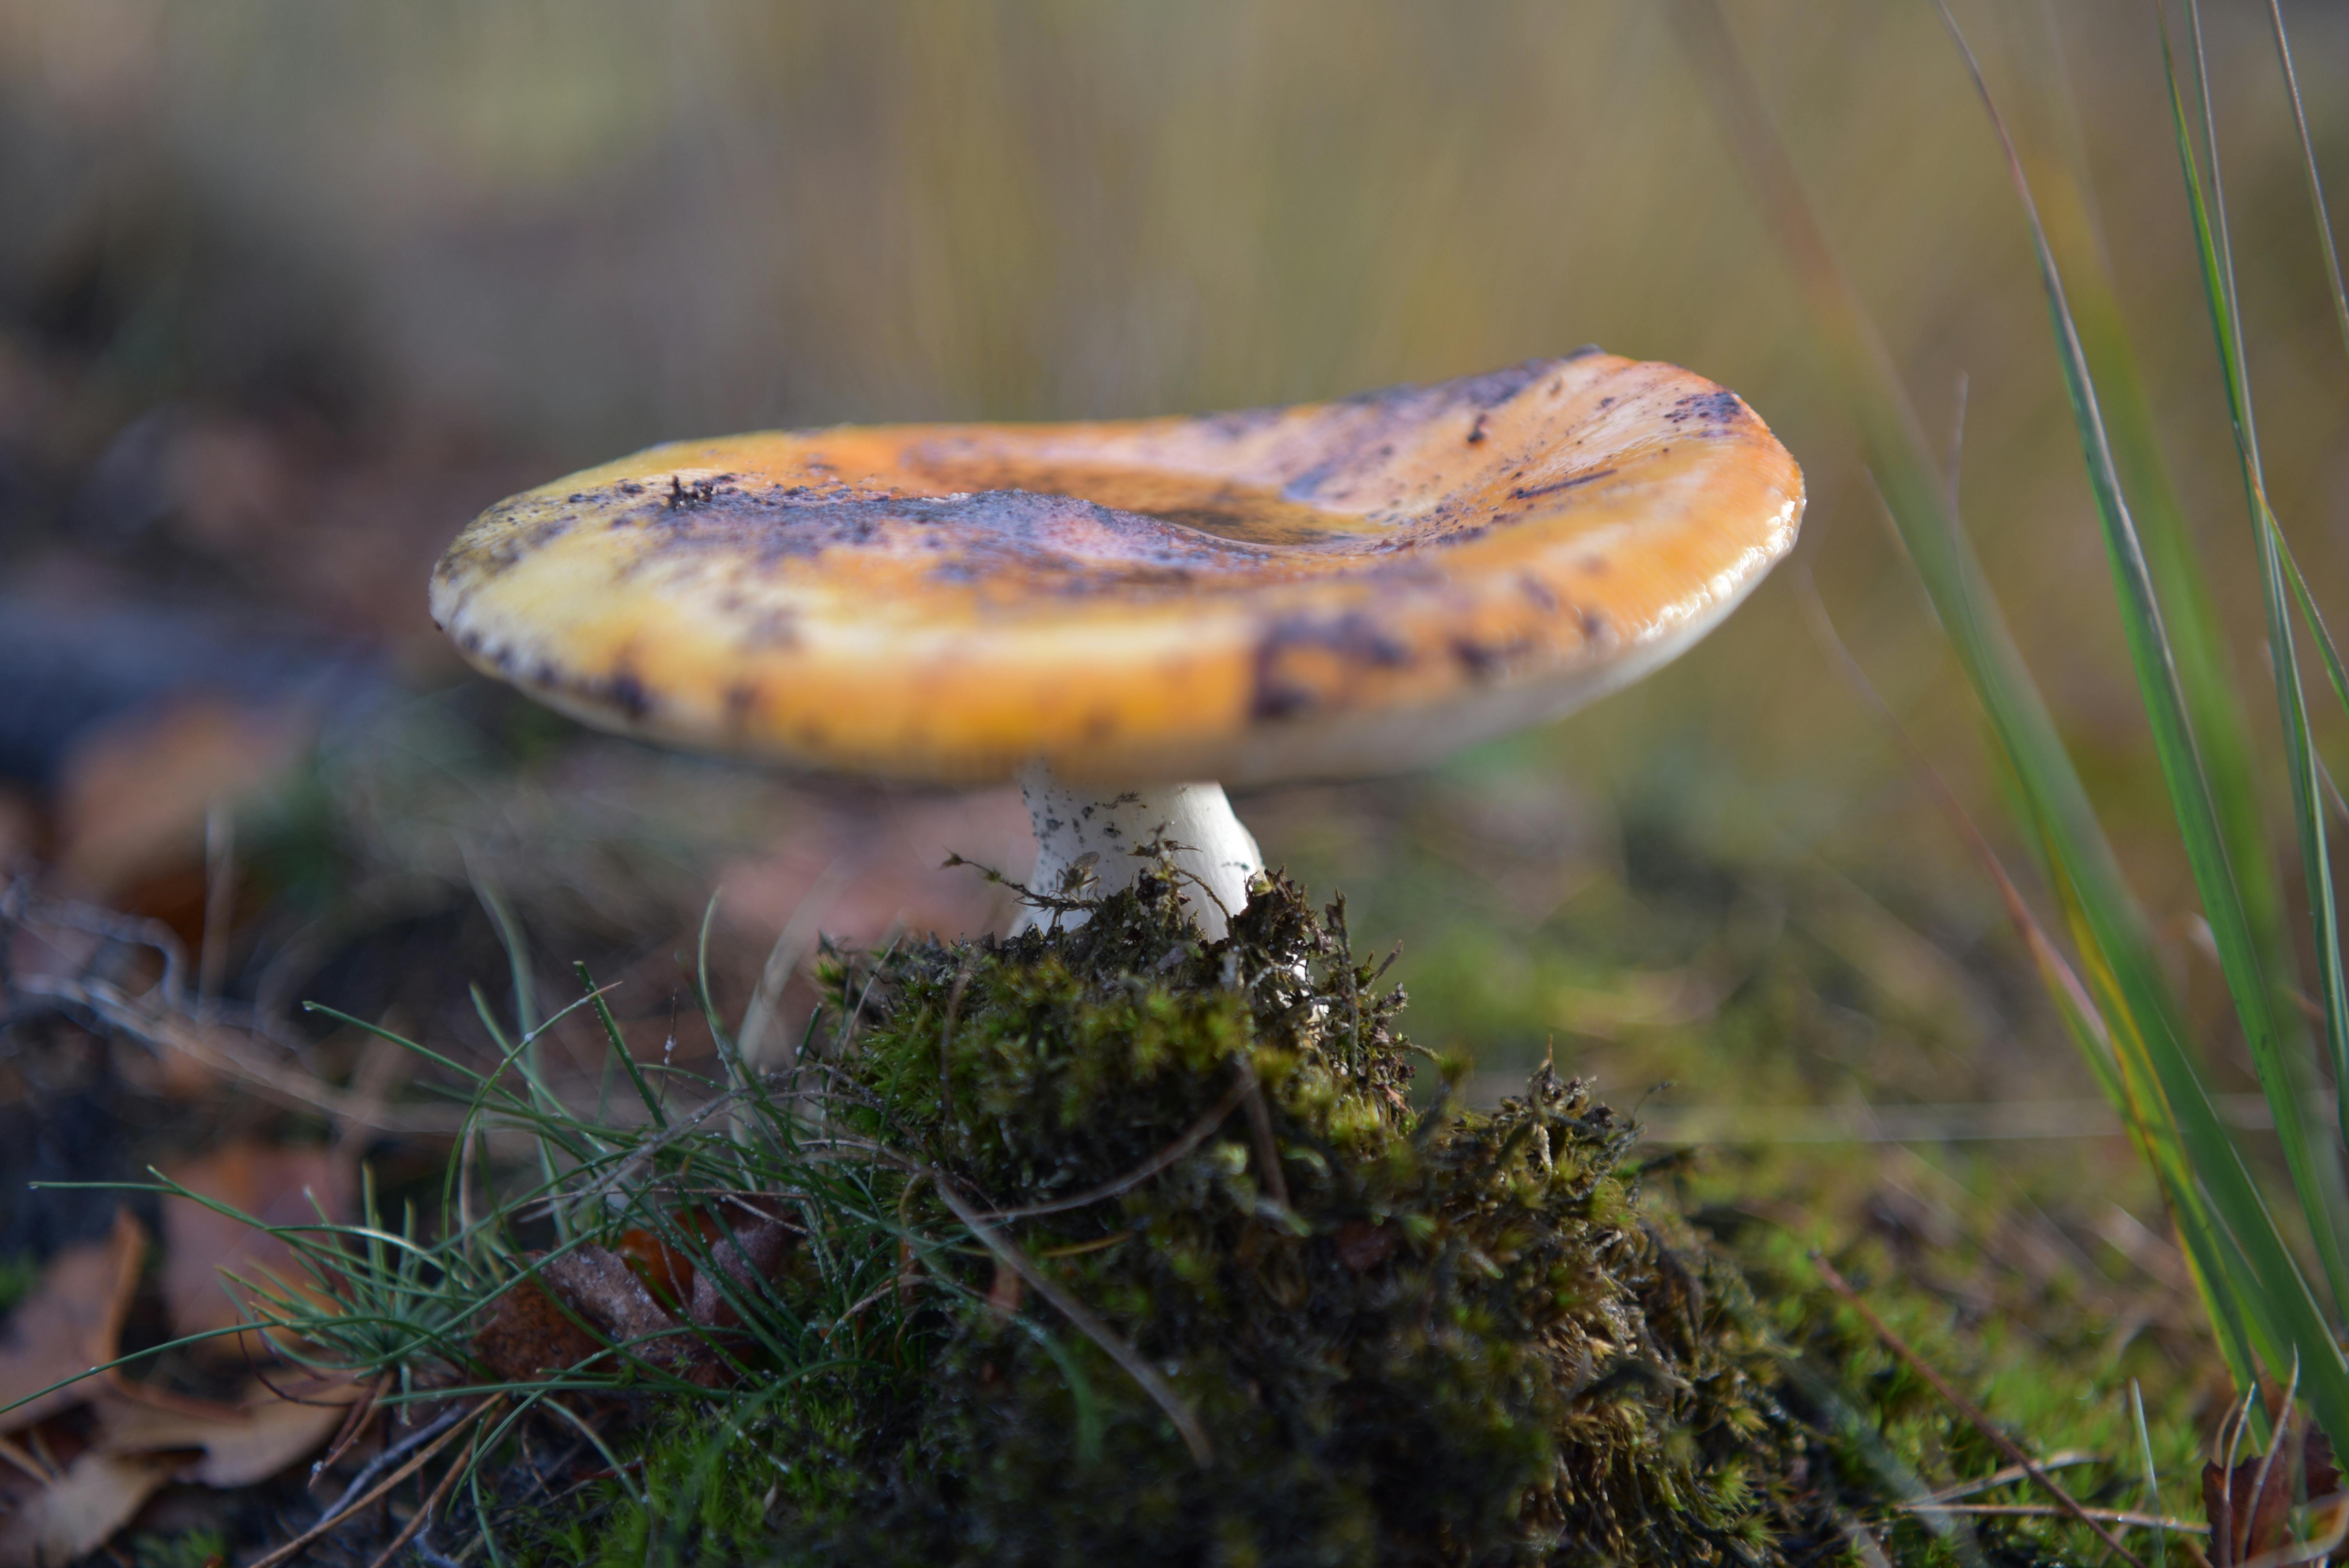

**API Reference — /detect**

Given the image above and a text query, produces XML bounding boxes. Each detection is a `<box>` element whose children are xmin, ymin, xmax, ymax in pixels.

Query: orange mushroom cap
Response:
<box><xmin>430</xmin><ymin>351</ymin><xmax>1802</xmax><ymax>786</ymax></box>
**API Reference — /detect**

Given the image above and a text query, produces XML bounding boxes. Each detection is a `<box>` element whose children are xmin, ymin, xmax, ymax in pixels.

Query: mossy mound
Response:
<box><xmin>741</xmin><ymin>868</ymin><xmax>1846</xmax><ymax>1566</ymax></box>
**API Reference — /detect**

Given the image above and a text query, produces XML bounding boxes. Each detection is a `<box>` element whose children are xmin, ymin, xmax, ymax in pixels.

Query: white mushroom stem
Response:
<box><xmin>1014</xmin><ymin>760</ymin><xmax>1264</xmax><ymax>939</ymax></box>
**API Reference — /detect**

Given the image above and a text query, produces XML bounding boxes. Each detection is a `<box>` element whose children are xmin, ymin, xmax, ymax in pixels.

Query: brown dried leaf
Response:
<box><xmin>94</xmin><ymin>1377</ymin><xmax>362</xmax><ymax>1488</ymax></box>
<box><xmin>159</xmin><ymin>1142</ymin><xmax>354</xmax><ymax>1354</ymax></box>
<box><xmin>0</xmin><ymin>1449</ymin><xmax>179</xmax><ymax>1568</ymax></box>
<box><xmin>2203</xmin><ymin>1430</ymin><xmax>2339</xmax><ymax>1566</ymax></box>
<box><xmin>0</xmin><ymin>1210</ymin><xmax>143</xmax><ymax>1433</ymax></box>
<box><xmin>53</xmin><ymin>696</ymin><xmax>310</xmax><ymax>899</ymax></box>
<box><xmin>539</xmin><ymin>1247</ymin><xmax>716</xmax><ymax>1383</ymax></box>
<box><xmin>471</xmin><ymin>1275</ymin><xmax>603</xmax><ymax>1383</ymax></box>
<box><xmin>476</xmin><ymin>1248</ymin><xmax>717</xmax><ymax>1384</ymax></box>
<box><xmin>614</xmin><ymin>1210</ymin><xmax>722</xmax><ymax>1311</ymax></box>
<box><xmin>689</xmin><ymin>1221</ymin><xmax>794</xmax><ymax>1331</ymax></box>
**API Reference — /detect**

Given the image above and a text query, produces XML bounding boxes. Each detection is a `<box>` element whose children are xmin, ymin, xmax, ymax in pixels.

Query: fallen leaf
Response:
<box><xmin>538</xmin><ymin>1247</ymin><xmax>715</xmax><ymax>1384</ymax></box>
<box><xmin>95</xmin><ymin>1377</ymin><xmax>362</xmax><ymax>1488</ymax></box>
<box><xmin>0</xmin><ymin>1449</ymin><xmax>179</xmax><ymax>1568</ymax></box>
<box><xmin>474</xmin><ymin>1247</ymin><xmax>718</xmax><ymax>1384</ymax></box>
<box><xmin>2203</xmin><ymin>1429</ymin><xmax>2340</xmax><ymax>1566</ymax></box>
<box><xmin>158</xmin><ymin>1142</ymin><xmax>354</xmax><ymax>1354</ymax></box>
<box><xmin>615</xmin><ymin>1210</ymin><xmax>722</xmax><ymax>1311</ymax></box>
<box><xmin>471</xmin><ymin>1274</ymin><xmax>604</xmax><ymax>1383</ymax></box>
<box><xmin>689</xmin><ymin>1221</ymin><xmax>794</xmax><ymax>1330</ymax></box>
<box><xmin>0</xmin><ymin>1211</ymin><xmax>143</xmax><ymax>1433</ymax></box>
<box><xmin>53</xmin><ymin>695</ymin><xmax>311</xmax><ymax>900</ymax></box>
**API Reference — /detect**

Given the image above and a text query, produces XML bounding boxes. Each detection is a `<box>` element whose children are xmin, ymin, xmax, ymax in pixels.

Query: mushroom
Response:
<box><xmin>430</xmin><ymin>351</ymin><xmax>1801</xmax><ymax>938</ymax></box>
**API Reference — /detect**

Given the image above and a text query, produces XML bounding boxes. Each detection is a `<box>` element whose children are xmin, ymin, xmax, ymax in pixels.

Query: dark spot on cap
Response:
<box><xmin>1466</xmin><ymin>412</ymin><xmax>1490</xmax><ymax>445</ymax></box>
<box><xmin>668</xmin><ymin>474</ymin><xmax>720</xmax><ymax>510</ymax></box>
<box><xmin>1249</xmin><ymin>610</ymin><xmax>1413</xmax><ymax>722</ymax></box>
<box><xmin>1199</xmin><ymin>404</ymin><xmax>1287</xmax><ymax>439</ymax></box>
<box><xmin>1451</xmin><ymin>637</ymin><xmax>1504</xmax><ymax>679</ymax></box>
<box><xmin>1665</xmin><ymin>389</ymin><xmax>1745</xmax><ymax>428</ymax></box>
<box><xmin>1509</xmin><ymin>468</ymin><xmax>1617</xmax><ymax>502</ymax></box>
<box><xmin>1519</xmin><ymin>573</ymin><xmax>1559</xmax><ymax>611</ymax></box>
<box><xmin>604</xmin><ymin>671</ymin><xmax>651</xmax><ymax>719</ymax></box>
<box><xmin>1447</xmin><ymin>359</ymin><xmax>1552</xmax><ymax>410</ymax></box>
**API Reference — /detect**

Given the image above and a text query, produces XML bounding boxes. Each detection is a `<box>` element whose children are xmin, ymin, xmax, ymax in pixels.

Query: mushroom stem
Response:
<box><xmin>1015</xmin><ymin>761</ymin><xmax>1264</xmax><ymax>939</ymax></box>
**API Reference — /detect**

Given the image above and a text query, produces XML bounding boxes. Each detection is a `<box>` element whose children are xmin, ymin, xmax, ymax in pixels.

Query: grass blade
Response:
<box><xmin>1936</xmin><ymin>0</ymin><xmax>2349</xmax><ymax>1316</ymax></box>
<box><xmin>1670</xmin><ymin>0</ymin><xmax>2349</xmax><ymax>1443</ymax></box>
<box><xmin>575</xmin><ymin>960</ymin><xmax>668</xmax><ymax>1128</ymax></box>
<box><xmin>2011</xmin><ymin>45</ymin><xmax>2299</xmax><ymax>1067</ymax></box>
<box><xmin>2162</xmin><ymin>0</ymin><xmax>2349</xmax><ymax>1213</ymax></box>
<box><xmin>2264</xmin><ymin>0</ymin><xmax>2349</xmax><ymax>372</ymax></box>
<box><xmin>2280</xmin><ymin>537</ymin><xmax>2349</xmax><ymax>728</ymax></box>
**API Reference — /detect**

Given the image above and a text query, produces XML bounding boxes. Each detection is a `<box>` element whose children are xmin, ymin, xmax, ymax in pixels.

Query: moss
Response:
<box><xmin>713</xmin><ymin>868</ymin><xmax>1836</xmax><ymax>1566</ymax></box>
<box><xmin>501</xmin><ymin>866</ymin><xmax>2171</xmax><ymax>1566</ymax></box>
<box><xmin>129</xmin><ymin>1529</ymin><xmax>230</xmax><ymax>1568</ymax></box>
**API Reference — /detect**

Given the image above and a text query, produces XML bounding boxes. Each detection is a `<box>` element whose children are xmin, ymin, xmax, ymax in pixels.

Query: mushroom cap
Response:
<box><xmin>431</xmin><ymin>351</ymin><xmax>1802</xmax><ymax>787</ymax></box>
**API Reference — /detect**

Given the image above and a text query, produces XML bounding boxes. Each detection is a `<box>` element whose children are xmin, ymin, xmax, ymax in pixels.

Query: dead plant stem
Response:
<box><xmin>1814</xmin><ymin>1253</ymin><xmax>2151</xmax><ymax>1568</ymax></box>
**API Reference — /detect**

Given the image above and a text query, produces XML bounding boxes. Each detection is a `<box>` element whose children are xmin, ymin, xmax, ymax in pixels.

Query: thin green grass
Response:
<box><xmin>58</xmin><ymin>956</ymin><xmax>981</xmax><ymax>1548</ymax></box>
<box><xmin>1678</xmin><ymin>0</ymin><xmax>2349</xmax><ymax>1470</ymax></box>
<box><xmin>2263</xmin><ymin>0</ymin><xmax>2349</xmax><ymax>377</ymax></box>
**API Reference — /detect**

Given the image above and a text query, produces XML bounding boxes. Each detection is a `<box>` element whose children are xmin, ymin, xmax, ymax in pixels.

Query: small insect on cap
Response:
<box><xmin>430</xmin><ymin>351</ymin><xmax>1803</xmax><ymax>786</ymax></box>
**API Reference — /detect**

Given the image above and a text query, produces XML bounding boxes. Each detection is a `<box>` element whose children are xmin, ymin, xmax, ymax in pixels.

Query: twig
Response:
<box><xmin>1912</xmin><ymin>1450</ymin><xmax>2101</xmax><ymax>1505</ymax></box>
<box><xmin>362</xmin><ymin>1415</ymin><xmax>486</xmax><ymax>1568</ymax></box>
<box><xmin>564</xmin><ymin>1082</ymin><xmax>763</xmax><ymax>1210</ymax></box>
<box><xmin>257</xmin><ymin>1401</ymin><xmax>490</xmax><ymax>1568</ymax></box>
<box><xmin>1814</xmin><ymin>1253</ymin><xmax>2150</xmax><ymax>1568</ymax></box>
<box><xmin>310</xmin><ymin>1373</ymin><xmax>388</xmax><ymax>1485</ymax></box>
<box><xmin>977</xmin><ymin>1072</ymin><xmax>1253</xmax><ymax>1222</ymax></box>
<box><xmin>930</xmin><ymin>1174</ymin><xmax>1212</xmax><ymax>1465</ymax></box>
<box><xmin>823</xmin><ymin>1279</ymin><xmax>902</xmax><ymax>1342</ymax></box>
<box><xmin>1233</xmin><ymin>1055</ymin><xmax>1292</xmax><ymax>1212</ymax></box>
<box><xmin>0</xmin><ymin>1433</ymin><xmax>50</xmax><ymax>1484</ymax></box>
<box><xmin>12</xmin><ymin>973</ymin><xmax>464</xmax><ymax>1133</ymax></box>
<box><xmin>317</xmin><ymin>1401</ymin><xmax>474</xmax><ymax>1520</ymax></box>
<box><xmin>1898</xmin><ymin>1502</ymin><xmax>2208</xmax><ymax>1534</ymax></box>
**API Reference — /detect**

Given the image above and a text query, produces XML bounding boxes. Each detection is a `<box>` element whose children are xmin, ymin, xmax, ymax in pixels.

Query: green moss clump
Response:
<box><xmin>743</xmin><ymin>867</ymin><xmax>1839</xmax><ymax>1566</ymax></box>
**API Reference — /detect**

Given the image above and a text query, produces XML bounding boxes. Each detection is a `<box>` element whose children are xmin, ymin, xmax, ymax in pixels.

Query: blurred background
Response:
<box><xmin>0</xmin><ymin>0</ymin><xmax>2342</xmax><ymax>1365</ymax></box>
